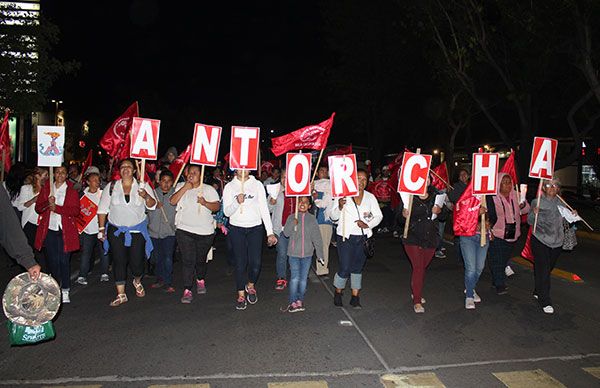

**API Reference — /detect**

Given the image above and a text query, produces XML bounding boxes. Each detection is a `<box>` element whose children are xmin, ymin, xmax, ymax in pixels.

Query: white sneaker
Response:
<box><xmin>505</xmin><ymin>266</ymin><xmax>515</xmax><ymax>277</ymax></box>
<box><xmin>62</xmin><ymin>289</ymin><xmax>70</xmax><ymax>304</ymax></box>
<box><xmin>100</xmin><ymin>274</ymin><xmax>109</xmax><ymax>282</ymax></box>
<box><xmin>543</xmin><ymin>305</ymin><xmax>554</xmax><ymax>314</ymax></box>
<box><xmin>463</xmin><ymin>289</ymin><xmax>482</xmax><ymax>303</ymax></box>
<box><xmin>76</xmin><ymin>276</ymin><xmax>87</xmax><ymax>285</ymax></box>
<box><xmin>413</xmin><ymin>304</ymin><xmax>425</xmax><ymax>313</ymax></box>
<box><xmin>465</xmin><ymin>297</ymin><xmax>476</xmax><ymax>309</ymax></box>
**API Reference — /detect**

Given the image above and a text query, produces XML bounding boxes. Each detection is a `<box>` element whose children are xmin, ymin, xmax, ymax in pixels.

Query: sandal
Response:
<box><xmin>110</xmin><ymin>293</ymin><xmax>128</xmax><ymax>307</ymax></box>
<box><xmin>133</xmin><ymin>279</ymin><xmax>145</xmax><ymax>297</ymax></box>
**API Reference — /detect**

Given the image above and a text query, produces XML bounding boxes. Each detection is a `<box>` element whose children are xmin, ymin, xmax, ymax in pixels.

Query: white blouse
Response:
<box><xmin>48</xmin><ymin>182</ymin><xmax>67</xmax><ymax>231</ymax></box>
<box><xmin>15</xmin><ymin>184</ymin><xmax>39</xmax><ymax>227</ymax></box>
<box><xmin>97</xmin><ymin>179</ymin><xmax>156</xmax><ymax>228</ymax></box>
<box><xmin>327</xmin><ymin>190</ymin><xmax>383</xmax><ymax>238</ymax></box>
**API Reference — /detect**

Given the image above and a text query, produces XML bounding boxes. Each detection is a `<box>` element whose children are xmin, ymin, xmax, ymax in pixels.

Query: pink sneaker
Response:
<box><xmin>196</xmin><ymin>279</ymin><xmax>207</xmax><ymax>294</ymax></box>
<box><xmin>181</xmin><ymin>289</ymin><xmax>193</xmax><ymax>304</ymax></box>
<box><xmin>295</xmin><ymin>300</ymin><xmax>305</xmax><ymax>312</ymax></box>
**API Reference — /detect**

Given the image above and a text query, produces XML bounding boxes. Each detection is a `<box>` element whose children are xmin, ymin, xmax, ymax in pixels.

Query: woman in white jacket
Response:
<box><xmin>327</xmin><ymin>169</ymin><xmax>382</xmax><ymax>308</ymax></box>
<box><xmin>223</xmin><ymin>169</ymin><xmax>278</xmax><ymax>310</ymax></box>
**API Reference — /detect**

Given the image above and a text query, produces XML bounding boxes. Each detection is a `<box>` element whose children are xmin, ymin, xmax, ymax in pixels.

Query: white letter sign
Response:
<box><xmin>529</xmin><ymin>137</ymin><xmax>558</xmax><ymax>180</ymax></box>
<box><xmin>229</xmin><ymin>126</ymin><xmax>259</xmax><ymax>170</ymax></box>
<box><xmin>398</xmin><ymin>152</ymin><xmax>432</xmax><ymax>196</ymax></box>
<box><xmin>285</xmin><ymin>153</ymin><xmax>312</xmax><ymax>196</ymax></box>
<box><xmin>472</xmin><ymin>153</ymin><xmax>499</xmax><ymax>195</ymax></box>
<box><xmin>191</xmin><ymin>123</ymin><xmax>222</xmax><ymax>166</ymax></box>
<box><xmin>328</xmin><ymin>154</ymin><xmax>359</xmax><ymax>198</ymax></box>
<box><xmin>130</xmin><ymin>117</ymin><xmax>160</xmax><ymax>160</ymax></box>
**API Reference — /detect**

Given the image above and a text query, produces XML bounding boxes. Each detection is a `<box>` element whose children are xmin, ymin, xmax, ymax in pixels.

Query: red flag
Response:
<box><xmin>388</xmin><ymin>151</ymin><xmax>405</xmax><ymax>210</ymax></box>
<box><xmin>431</xmin><ymin>162</ymin><xmax>450</xmax><ymax>190</ymax></box>
<box><xmin>168</xmin><ymin>144</ymin><xmax>191</xmax><ymax>179</ymax></box>
<box><xmin>80</xmin><ymin>150</ymin><xmax>93</xmax><ymax>179</ymax></box>
<box><xmin>271</xmin><ymin>113</ymin><xmax>335</xmax><ymax>157</ymax></box>
<box><xmin>453</xmin><ymin>181</ymin><xmax>482</xmax><ymax>236</ymax></box>
<box><xmin>500</xmin><ymin>150</ymin><xmax>519</xmax><ymax>186</ymax></box>
<box><xmin>0</xmin><ymin>109</ymin><xmax>11</xmax><ymax>173</ymax></box>
<box><xmin>521</xmin><ymin>227</ymin><xmax>534</xmax><ymax>261</ymax></box>
<box><xmin>369</xmin><ymin>179</ymin><xmax>395</xmax><ymax>202</ymax></box>
<box><xmin>100</xmin><ymin>102</ymin><xmax>139</xmax><ymax>160</ymax></box>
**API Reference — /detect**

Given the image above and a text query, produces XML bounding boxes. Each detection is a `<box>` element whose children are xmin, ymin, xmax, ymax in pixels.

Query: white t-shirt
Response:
<box><xmin>15</xmin><ymin>184</ymin><xmax>39</xmax><ymax>227</ymax></box>
<box><xmin>174</xmin><ymin>182</ymin><xmax>220</xmax><ymax>236</ymax></box>
<box><xmin>97</xmin><ymin>179</ymin><xmax>156</xmax><ymax>228</ymax></box>
<box><xmin>48</xmin><ymin>182</ymin><xmax>67</xmax><ymax>231</ymax></box>
<box><xmin>82</xmin><ymin>188</ymin><xmax>102</xmax><ymax>235</ymax></box>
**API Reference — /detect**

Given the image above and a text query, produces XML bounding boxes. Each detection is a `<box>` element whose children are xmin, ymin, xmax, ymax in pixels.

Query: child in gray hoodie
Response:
<box><xmin>283</xmin><ymin>196</ymin><xmax>324</xmax><ymax>312</ymax></box>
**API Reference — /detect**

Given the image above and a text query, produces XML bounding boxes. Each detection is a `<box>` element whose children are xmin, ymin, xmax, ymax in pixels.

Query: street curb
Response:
<box><xmin>511</xmin><ymin>256</ymin><xmax>584</xmax><ymax>283</ymax></box>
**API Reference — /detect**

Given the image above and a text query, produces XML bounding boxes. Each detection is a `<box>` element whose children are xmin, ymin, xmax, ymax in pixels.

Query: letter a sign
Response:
<box><xmin>529</xmin><ymin>137</ymin><xmax>558</xmax><ymax>180</ymax></box>
<box><xmin>328</xmin><ymin>154</ymin><xmax>359</xmax><ymax>198</ymax></box>
<box><xmin>229</xmin><ymin>126</ymin><xmax>259</xmax><ymax>170</ymax></box>
<box><xmin>130</xmin><ymin>117</ymin><xmax>160</xmax><ymax>160</ymax></box>
<box><xmin>285</xmin><ymin>153</ymin><xmax>312</xmax><ymax>196</ymax></box>
<box><xmin>191</xmin><ymin>124</ymin><xmax>222</xmax><ymax>166</ymax></box>
<box><xmin>472</xmin><ymin>153</ymin><xmax>500</xmax><ymax>195</ymax></box>
<box><xmin>398</xmin><ymin>152</ymin><xmax>432</xmax><ymax>196</ymax></box>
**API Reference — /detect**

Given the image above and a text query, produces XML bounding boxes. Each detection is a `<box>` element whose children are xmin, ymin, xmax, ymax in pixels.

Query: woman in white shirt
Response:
<box><xmin>223</xmin><ymin>169</ymin><xmax>277</xmax><ymax>310</ymax></box>
<box><xmin>327</xmin><ymin>169</ymin><xmax>382</xmax><ymax>309</ymax></box>
<box><xmin>98</xmin><ymin>159</ymin><xmax>157</xmax><ymax>307</ymax></box>
<box><xmin>15</xmin><ymin>167</ymin><xmax>47</xmax><ymax>269</ymax></box>
<box><xmin>170</xmin><ymin>164</ymin><xmax>220</xmax><ymax>304</ymax></box>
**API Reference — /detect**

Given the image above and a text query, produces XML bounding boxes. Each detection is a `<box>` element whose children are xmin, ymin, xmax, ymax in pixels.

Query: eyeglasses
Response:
<box><xmin>544</xmin><ymin>183</ymin><xmax>559</xmax><ymax>188</ymax></box>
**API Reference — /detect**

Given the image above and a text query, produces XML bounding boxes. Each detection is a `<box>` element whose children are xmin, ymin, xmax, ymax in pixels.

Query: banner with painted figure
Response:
<box><xmin>37</xmin><ymin>126</ymin><xmax>65</xmax><ymax>166</ymax></box>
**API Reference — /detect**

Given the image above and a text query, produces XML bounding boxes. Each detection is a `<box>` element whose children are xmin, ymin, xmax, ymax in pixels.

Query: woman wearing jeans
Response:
<box><xmin>528</xmin><ymin>178</ymin><xmax>576</xmax><ymax>314</ymax></box>
<box><xmin>223</xmin><ymin>169</ymin><xmax>277</xmax><ymax>310</ymax></box>
<box><xmin>34</xmin><ymin>165</ymin><xmax>80</xmax><ymax>303</ymax></box>
<box><xmin>98</xmin><ymin>159</ymin><xmax>156</xmax><ymax>307</ymax></box>
<box><xmin>170</xmin><ymin>165</ymin><xmax>220</xmax><ymax>303</ymax></box>
<box><xmin>327</xmin><ymin>169</ymin><xmax>382</xmax><ymax>309</ymax></box>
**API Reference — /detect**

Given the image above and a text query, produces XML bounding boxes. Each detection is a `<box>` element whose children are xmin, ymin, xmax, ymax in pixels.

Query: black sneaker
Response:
<box><xmin>496</xmin><ymin>285</ymin><xmax>508</xmax><ymax>295</ymax></box>
<box><xmin>235</xmin><ymin>296</ymin><xmax>247</xmax><ymax>310</ymax></box>
<box><xmin>350</xmin><ymin>295</ymin><xmax>362</xmax><ymax>309</ymax></box>
<box><xmin>334</xmin><ymin>292</ymin><xmax>343</xmax><ymax>307</ymax></box>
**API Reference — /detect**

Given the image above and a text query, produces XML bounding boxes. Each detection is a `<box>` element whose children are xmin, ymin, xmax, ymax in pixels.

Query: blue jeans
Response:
<box><xmin>228</xmin><ymin>224</ymin><xmax>264</xmax><ymax>291</ymax></box>
<box><xmin>79</xmin><ymin>233</ymin><xmax>109</xmax><ymax>278</ymax></box>
<box><xmin>333</xmin><ymin>235</ymin><xmax>366</xmax><ymax>290</ymax></box>
<box><xmin>288</xmin><ymin>256</ymin><xmax>311</xmax><ymax>303</ymax></box>
<box><xmin>460</xmin><ymin>234</ymin><xmax>489</xmax><ymax>298</ymax></box>
<box><xmin>151</xmin><ymin>236</ymin><xmax>176</xmax><ymax>286</ymax></box>
<box><xmin>275</xmin><ymin>231</ymin><xmax>289</xmax><ymax>279</ymax></box>
<box><xmin>45</xmin><ymin>230</ymin><xmax>71</xmax><ymax>289</ymax></box>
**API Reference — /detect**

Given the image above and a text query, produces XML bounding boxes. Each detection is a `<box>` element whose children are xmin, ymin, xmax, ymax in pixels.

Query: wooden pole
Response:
<box><xmin>557</xmin><ymin>194</ymin><xmax>594</xmax><ymax>231</ymax></box>
<box><xmin>153</xmin><ymin>188</ymin><xmax>169</xmax><ymax>223</ymax></box>
<box><xmin>402</xmin><ymin>148</ymin><xmax>421</xmax><ymax>238</ymax></box>
<box><xmin>311</xmin><ymin>148</ymin><xmax>325</xmax><ymax>184</ymax></box>
<box><xmin>140</xmin><ymin>159</ymin><xmax>146</xmax><ymax>187</ymax></box>
<box><xmin>240</xmin><ymin>169</ymin><xmax>245</xmax><ymax>214</ymax></box>
<box><xmin>533</xmin><ymin>179</ymin><xmax>544</xmax><ymax>234</ymax></box>
<box><xmin>480</xmin><ymin>195</ymin><xmax>487</xmax><ymax>246</ymax></box>
<box><xmin>342</xmin><ymin>197</ymin><xmax>346</xmax><ymax>242</ymax></box>
<box><xmin>49</xmin><ymin>166</ymin><xmax>55</xmax><ymax>196</ymax></box>
<box><xmin>198</xmin><ymin>165</ymin><xmax>205</xmax><ymax>214</ymax></box>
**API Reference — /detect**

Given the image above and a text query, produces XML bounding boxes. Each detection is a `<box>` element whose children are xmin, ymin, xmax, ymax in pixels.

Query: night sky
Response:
<box><xmin>43</xmin><ymin>0</ymin><xmax>333</xmax><ymax>158</ymax></box>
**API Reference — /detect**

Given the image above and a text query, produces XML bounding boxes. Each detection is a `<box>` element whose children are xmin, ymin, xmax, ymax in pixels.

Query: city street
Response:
<box><xmin>1</xmin><ymin>232</ymin><xmax>600</xmax><ymax>388</ymax></box>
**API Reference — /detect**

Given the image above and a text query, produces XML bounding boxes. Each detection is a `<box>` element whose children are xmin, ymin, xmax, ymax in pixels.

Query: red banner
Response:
<box><xmin>0</xmin><ymin>109</ymin><xmax>11</xmax><ymax>173</ymax></box>
<box><xmin>500</xmin><ymin>151</ymin><xmax>519</xmax><ymax>186</ymax></box>
<box><xmin>471</xmin><ymin>153</ymin><xmax>499</xmax><ymax>195</ymax></box>
<box><xmin>229</xmin><ymin>126</ymin><xmax>260</xmax><ymax>170</ymax></box>
<box><xmin>76</xmin><ymin>195</ymin><xmax>98</xmax><ymax>234</ymax></box>
<box><xmin>271</xmin><ymin>113</ymin><xmax>335</xmax><ymax>157</ymax></box>
<box><xmin>100</xmin><ymin>102</ymin><xmax>138</xmax><ymax>160</ymax></box>
<box><xmin>529</xmin><ymin>137</ymin><xmax>558</xmax><ymax>179</ymax></box>
<box><xmin>453</xmin><ymin>181</ymin><xmax>481</xmax><ymax>237</ymax></box>
<box><xmin>431</xmin><ymin>162</ymin><xmax>449</xmax><ymax>190</ymax></box>
<box><xmin>130</xmin><ymin>118</ymin><xmax>160</xmax><ymax>160</ymax></box>
<box><xmin>369</xmin><ymin>179</ymin><xmax>395</xmax><ymax>202</ymax></box>
<box><xmin>398</xmin><ymin>152</ymin><xmax>432</xmax><ymax>195</ymax></box>
<box><xmin>328</xmin><ymin>154</ymin><xmax>358</xmax><ymax>198</ymax></box>
<box><xmin>169</xmin><ymin>144</ymin><xmax>191</xmax><ymax>179</ymax></box>
<box><xmin>191</xmin><ymin>124</ymin><xmax>222</xmax><ymax>166</ymax></box>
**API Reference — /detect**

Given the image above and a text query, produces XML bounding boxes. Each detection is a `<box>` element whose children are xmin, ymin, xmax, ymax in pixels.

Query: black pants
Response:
<box><xmin>531</xmin><ymin>235</ymin><xmax>561</xmax><ymax>307</ymax></box>
<box><xmin>488</xmin><ymin>238</ymin><xmax>513</xmax><ymax>287</ymax></box>
<box><xmin>107</xmin><ymin>225</ymin><xmax>146</xmax><ymax>286</ymax></box>
<box><xmin>176</xmin><ymin>229</ymin><xmax>215</xmax><ymax>290</ymax></box>
<box><xmin>23</xmin><ymin>222</ymin><xmax>46</xmax><ymax>272</ymax></box>
<box><xmin>228</xmin><ymin>224</ymin><xmax>264</xmax><ymax>291</ymax></box>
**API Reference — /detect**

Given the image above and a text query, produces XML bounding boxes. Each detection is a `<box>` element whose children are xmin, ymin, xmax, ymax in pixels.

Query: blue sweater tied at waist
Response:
<box><xmin>103</xmin><ymin>219</ymin><xmax>154</xmax><ymax>259</ymax></box>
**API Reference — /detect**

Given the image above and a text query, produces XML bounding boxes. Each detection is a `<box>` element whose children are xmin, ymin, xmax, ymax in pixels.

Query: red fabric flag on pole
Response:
<box><xmin>168</xmin><ymin>144</ymin><xmax>191</xmax><ymax>179</ymax></box>
<box><xmin>500</xmin><ymin>150</ymin><xmax>519</xmax><ymax>185</ymax></box>
<box><xmin>270</xmin><ymin>113</ymin><xmax>335</xmax><ymax>157</ymax></box>
<box><xmin>100</xmin><ymin>102</ymin><xmax>139</xmax><ymax>160</ymax></box>
<box><xmin>0</xmin><ymin>109</ymin><xmax>11</xmax><ymax>174</ymax></box>
<box><xmin>431</xmin><ymin>162</ymin><xmax>450</xmax><ymax>190</ymax></box>
<box><xmin>80</xmin><ymin>150</ymin><xmax>93</xmax><ymax>178</ymax></box>
<box><xmin>388</xmin><ymin>151</ymin><xmax>405</xmax><ymax>210</ymax></box>
<box><xmin>453</xmin><ymin>181</ymin><xmax>481</xmax><ymax>236</ymax></box>
<box><xmin>521</xmin><ymin>227</ymin><xmax>534</xmax><ymax>261</ymax></box>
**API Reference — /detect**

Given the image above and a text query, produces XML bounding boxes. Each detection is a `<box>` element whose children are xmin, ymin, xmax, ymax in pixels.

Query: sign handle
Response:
<box><xmin>153</xmin><ymin>188</ymin><xmax>169</xmax><ymax>223</ymax></box>
<box><xmin>49</xmin><ymin>166</ymin><xmax>55</xmax><ymax>197</ymax></box>
<box><xmin>311</xmin><ymin>148</ymin><xmax>325</xmax><ymax>185</ymax></box>
<box><xmin>480</xmin><ymin>195</ymin><xmax>487</xmax><ymax>247</ymax></box>
<box><xmin>240</xmin><ymin>169</ymin><xmax>245</xmax><ymax>214</ymax></box>
<box><xmin>198</xmin><ymin>165</ymin><xmax>205</xmax><ymax>214</ymax></box>
<box><xmin>557</xmin><ymin>194</ymin><xmax>594</xmax><ymax>231</ymax></box>
<box><xmin>533</xmin><ymin>179</ymin><xmax>544</xmax><ymax>234</ymax></box>
<box><xmin>342</xmin><ymin>197</ymin><xmax>346</xmax><ymax>242</ymax></box>
<box><xmin>140</xmin><ymin>159</ymin><xmax>146</xmax><ymax>187</ymax></box>
<box><xmin>294</xmin><ymin>196</ymin><xmax>299</xmax><ymax>232</ymax></box>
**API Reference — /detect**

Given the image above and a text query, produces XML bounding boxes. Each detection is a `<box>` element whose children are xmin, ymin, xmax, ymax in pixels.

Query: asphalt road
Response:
<box><xmin>1</xmin><ymin>231</ymin><xmax>600</xmax><ymax>388</ymax></box>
